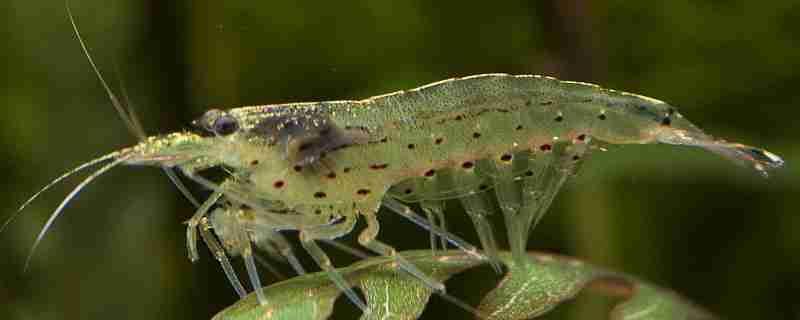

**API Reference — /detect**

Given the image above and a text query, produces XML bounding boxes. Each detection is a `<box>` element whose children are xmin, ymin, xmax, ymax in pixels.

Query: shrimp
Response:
<box><xmin>10</xmin><ymin>6</ymin><xmax>785</xmax><ymax>310</ymax></box>
<box><xmin>178</xmin><ymin>75</ymin><xmax>782</xmax><ymax>308</ymax></box>
<box><xmin>13</xmin><ymin>69</ymin><xmax>784</xmax><ymax>311</ymax></box>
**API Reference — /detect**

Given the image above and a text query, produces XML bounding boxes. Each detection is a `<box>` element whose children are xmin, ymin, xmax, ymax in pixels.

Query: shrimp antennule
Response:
<box><xmin>3</xmin><ymin>151</ymin><xmax>121</xmax><ymax>234</ymax></box>
<box><xmin>23</xmin><ymin>154</ymin><xmax>131</xmax><ymax>270</ymax></box>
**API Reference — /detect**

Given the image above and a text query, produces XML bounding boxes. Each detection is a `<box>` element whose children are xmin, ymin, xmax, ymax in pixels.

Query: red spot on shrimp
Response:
<box><xmin>369</xmin><ymin>163</ymin><xmax>389</xmax><ymax>170</ymax></box>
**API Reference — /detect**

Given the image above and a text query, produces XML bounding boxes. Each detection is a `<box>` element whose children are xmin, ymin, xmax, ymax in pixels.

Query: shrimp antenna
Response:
<box><xmin>67</xmin><ymin>0</ymin><xmax>200</xmax><ymax>208</ymax></box>
<box><xmin>24</xmin><ymin>155</ymin><xmax>131</xmax><ymax>271</ymax></box>
<box><xmin>66</xmin><ymin>1</ymin><xmax>139</xmax><ymax>139</ymax></box>
<box><xmin>113</xmin><ymin>62</ymin><xmax>146</xmax><ymax>139</ymax></box>
<box><xmin>2</xmin><ymin>151</ymin><xmax>120</xmax><ymax>234</ymax></box>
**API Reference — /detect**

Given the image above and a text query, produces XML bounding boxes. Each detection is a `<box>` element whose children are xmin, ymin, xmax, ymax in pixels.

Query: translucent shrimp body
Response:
<box><xmin>131</xmin><ymin>74</ymin><xmax>781</xmax><ymax>302</ymax></box>
<box><xmin>149</xmin><ymin>75</ymin><xmax>782</xmax><ymax>207</ymax></box>
<box><xmin>18</xmin><ymin>74</ymin><xmax>783</xmax><ymax>311</ymax></box>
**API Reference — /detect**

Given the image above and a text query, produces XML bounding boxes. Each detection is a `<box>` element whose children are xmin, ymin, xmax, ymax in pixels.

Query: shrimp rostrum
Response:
<box><xmin>16</xmin><ymin>74</ymin><xmax>784</xmax><ymax>310</ymax></box>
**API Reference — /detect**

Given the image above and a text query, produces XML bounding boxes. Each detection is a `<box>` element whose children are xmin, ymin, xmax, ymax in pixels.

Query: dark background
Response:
<box><xmin>2</xmin><ymin>1</ymin><xmax>797</xmax><ymax>319</ymax></box>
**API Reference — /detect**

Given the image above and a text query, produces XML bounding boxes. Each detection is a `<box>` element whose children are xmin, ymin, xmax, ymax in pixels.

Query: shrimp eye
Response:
<box><xmin>193</xmin><ymin>109</ymin><xmax>238</xmax><ymax>136</ymax></box>
<box><xmin>212</xmin><ymin>115</ymin><xmax>239</xmax><ymax>135</ymax></box>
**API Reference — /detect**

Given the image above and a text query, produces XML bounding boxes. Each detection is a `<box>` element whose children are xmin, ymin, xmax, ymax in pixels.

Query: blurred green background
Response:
<box><xmin>2</xmin><ymin>0</ymin><xmax>797</xmax><ymax>319</ymax></box>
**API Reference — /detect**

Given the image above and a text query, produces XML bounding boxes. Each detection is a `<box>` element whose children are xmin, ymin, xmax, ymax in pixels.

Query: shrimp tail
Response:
<box><xmin>656</xmin><ymin>127</ymin><xmax>784</xmax><ymax>177</ymax></box>
<box><xmin>698</xmin><ymin>142</ymin><xmax>784</xmax><ymax>177</ymax></box>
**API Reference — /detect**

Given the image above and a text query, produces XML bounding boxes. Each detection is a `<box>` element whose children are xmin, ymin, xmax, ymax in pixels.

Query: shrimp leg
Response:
<box><xmin>197</xmin><ymin>216</ymin><xmax>247</xmax><ymax>298</ymax></box>
<box><xmin>250</xmin><ymin>230</ymin><xmax>306</xmax><ymax>275</ymax></box>
<box><xmin>186</xmin><ymin>190</ymin><xmax>223</xmax><ymax>262</ymax></box>
<box><xmin>421</xmin><ymin>200</ymin><xmax>447</xmax><ymax>253</ymax></box>
<box><xmin>357</xmin><ymin>211</ymin><xmax>445</xmax><ymax>292</ymax></box>
<box><xmin>241</xmin><ymin>242</ymin><xmax>268</xmax><ymax>305</ymax></box>
<box><xmin>382</xmin><ymin>197</ymin><xmax>483</xmax><ymax>260</ymax></box>
<box><xmin>298</xmin><ymin>215</ymin><xmax>368</xmax><ymax>312</ymax></box>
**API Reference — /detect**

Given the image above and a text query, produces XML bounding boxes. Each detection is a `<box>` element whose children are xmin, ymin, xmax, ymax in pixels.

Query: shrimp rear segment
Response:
<box><xmin>651</xmin><ymin>116</ymin><xmax>784</xmax><ymax>176</ymax></box>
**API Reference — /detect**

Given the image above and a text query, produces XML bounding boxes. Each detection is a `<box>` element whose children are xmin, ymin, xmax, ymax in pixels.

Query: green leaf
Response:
<box><xmin>478</xmin><ymin>253</ymin><xmax>716</xmax><ymax>320</ymax></box>
<box><xmin>212</xmin><ymin>250</ymin><xmax>715</xmax><ymax>320</ymax></box>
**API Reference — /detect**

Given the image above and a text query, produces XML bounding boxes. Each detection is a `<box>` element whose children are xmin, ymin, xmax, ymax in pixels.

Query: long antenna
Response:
<box><xmin>3</xmin><ymin>152</ymin><xmax>119</xmax><ymax>234</ymax></box>
<box><xmin>66</xmin><ymin>1</ymin><xmax>139</xmax><ymax>139</ymax></box>
<box><xmin>25</xmin><ymin>155</ymin><xmax>131</xmax><ymax>270</ymax></box>
<box><xmin>67</xmin><ymin>0</ymin><xmax>200</xmax><ymax>208</ymax></box>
